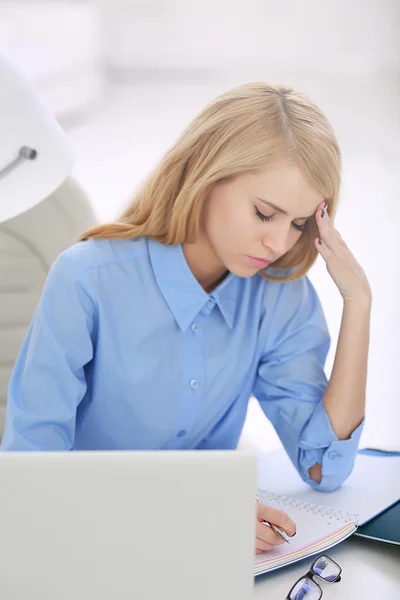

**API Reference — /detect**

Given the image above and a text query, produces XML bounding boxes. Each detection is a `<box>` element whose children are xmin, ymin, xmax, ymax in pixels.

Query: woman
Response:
<box><xmin>1</xmin><ymin>82</ymin><xmax>371</xmax><ymax>555</ymax></box>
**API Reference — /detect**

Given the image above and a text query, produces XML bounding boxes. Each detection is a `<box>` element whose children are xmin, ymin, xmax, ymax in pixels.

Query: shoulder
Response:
<box><xmin>45</xmin><ymin>237</ymin><xmax>149</xmax><ymax>295</ymax></box>
<box><xmin>256</xmin><ymin>270</ymin><xmax>324</xmax><ymax>322</ymax></box>
<box><xmin>280</xmin><ymin>275</ymin><xmax>321</xmax><ymax>309</ymax></box>
<box><xmin>56</xmin><ymin>237</ymin><xmax>148</xmax><ymax>273</ymax></box>
<box><xmin>255</xmin><ymin>272</ymin><xmax>329</xmax><ymax>352</ymax></box>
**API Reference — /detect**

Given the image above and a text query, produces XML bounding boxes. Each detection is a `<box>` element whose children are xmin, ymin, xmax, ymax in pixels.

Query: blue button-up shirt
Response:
<box><xmin>1</xmin><ymin>237</ymin><xmax>363</xmax><ymax>491</ymax></box>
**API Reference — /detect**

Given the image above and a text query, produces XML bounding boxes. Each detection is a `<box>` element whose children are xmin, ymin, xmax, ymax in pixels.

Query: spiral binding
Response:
<box><xmin>258</xmin><ymin>490</ymin><xmax>360</xmax><ymax>524</ymax></box>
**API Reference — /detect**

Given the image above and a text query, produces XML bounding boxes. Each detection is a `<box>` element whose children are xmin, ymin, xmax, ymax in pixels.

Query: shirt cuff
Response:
<box><xmin>298</xmin><ymin>400</ymin><xmax>365</xmax><ymax>492</ymax></box>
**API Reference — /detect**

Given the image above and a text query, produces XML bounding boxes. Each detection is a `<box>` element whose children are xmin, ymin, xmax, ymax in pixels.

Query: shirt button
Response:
<box><xmin>191</xmin><ymin>322</ymin><xmax>199</xmax><ymax>332</ymax></box>
<box><xmin>177</xmin><ymin>430</ymin><xmax>187</xmax><ymax>438</ymax></box>
<box><xmin>189</xmin><ymin>379</ymin><xmax>199</xmax><ymax>389</ymax></box>
<box><xmin>328</xmin><ymin>451</ymin><xmax>338</xmax><ymax>460</ymax></box>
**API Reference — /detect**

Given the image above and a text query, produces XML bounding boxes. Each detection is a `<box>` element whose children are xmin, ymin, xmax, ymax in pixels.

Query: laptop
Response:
<box><xmin>0</xmin><ymin>450</ymin><xmax>256</xmax><ymax>600</ymax></box>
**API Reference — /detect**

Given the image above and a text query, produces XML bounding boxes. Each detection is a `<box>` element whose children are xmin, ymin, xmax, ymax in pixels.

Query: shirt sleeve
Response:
<box><xmin>253</xmin><ymin>276</ymin><xmax>364</xmax><ymax>492</ymax></box>
<box><xmin>1</xmin><ymin>250</ymin><xmax>95</xmax><ymax>451</ymax></box>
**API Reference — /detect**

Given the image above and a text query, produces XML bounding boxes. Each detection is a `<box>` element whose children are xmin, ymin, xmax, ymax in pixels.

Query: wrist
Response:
<box><xmin>342</xmin><ymin>289</ymin><xmax>372</xmax><ymax>310</ymax></box>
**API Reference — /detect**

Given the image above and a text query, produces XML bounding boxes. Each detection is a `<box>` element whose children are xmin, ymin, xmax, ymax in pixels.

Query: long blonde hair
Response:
<box><xmin>80</xmin><ymin>82</ymin><xmax>341</xmax><ymax>281</ymax></box>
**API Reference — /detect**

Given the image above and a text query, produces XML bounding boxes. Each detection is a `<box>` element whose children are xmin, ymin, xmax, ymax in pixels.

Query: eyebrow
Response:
<box><xmin>256</xmin><ymin>197</ymin><xmax>315</xmax><ymax>220</ymax></box>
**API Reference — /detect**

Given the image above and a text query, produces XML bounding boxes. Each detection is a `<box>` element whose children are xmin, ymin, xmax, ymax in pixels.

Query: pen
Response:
<box><xmin>255</xmin><ymin>494</ymin><xmax>290</xmax><ymax>544</ymax></box>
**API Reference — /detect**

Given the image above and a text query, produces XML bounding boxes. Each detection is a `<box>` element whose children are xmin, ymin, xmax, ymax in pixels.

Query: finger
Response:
<box><xmin>334</xmin><ymin>229</ymin><xmax>349</xmax><ymax>249</ymax></box>
<box><xmin>257</xmin><ymin>504</ymin><xmax>296</xmax><ymax>537</ymax></box>
<box><xmin>314</xmin><ymin>236</ymin><xmax>333</xmax><ymax>262</ymax></box>
<box><xmin>316</xmin><ymin>200</ymin><xmax>335</xmax><ymax>250</ymax></box>
<box><xmin>256</xmin><ymin>521</ymin><xmax>285</xmax><ymax>546</ymax></box>
<box><xmin>255</xmin><ymin>537</ymin><xmax>274</xmax><ymax>553</ymax></box>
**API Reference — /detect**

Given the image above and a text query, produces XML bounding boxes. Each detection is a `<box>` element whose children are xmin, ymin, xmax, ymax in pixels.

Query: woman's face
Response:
<box><xmin>202</xmin><ymin>162</ymin><xmax>325</xmax><ymax>277</ymax></box>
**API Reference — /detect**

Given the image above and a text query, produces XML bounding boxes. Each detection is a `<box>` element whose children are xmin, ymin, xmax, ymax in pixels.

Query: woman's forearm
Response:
<box><xmin>323</xmin><ymin>294</ymin><xmax>371</xmax><ymax>440</ymax></box>
<box><xmin>309</xmin><ymin>293</ymin><xmax>371</xmax><ymax>483</ymax></box>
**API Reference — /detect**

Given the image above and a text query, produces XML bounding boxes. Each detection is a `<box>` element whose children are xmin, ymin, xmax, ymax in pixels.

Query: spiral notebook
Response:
<box><xmin>254</xmin><ymin>451</ymin><xmax>400</xmax><ymax>576</ymax></box>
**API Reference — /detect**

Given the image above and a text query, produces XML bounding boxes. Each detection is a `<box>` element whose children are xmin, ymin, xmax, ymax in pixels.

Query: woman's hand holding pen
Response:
<box><xmin>255</xmin><ymin>502</ymin><xmax>297</xmax><ymax>555</ymax></box>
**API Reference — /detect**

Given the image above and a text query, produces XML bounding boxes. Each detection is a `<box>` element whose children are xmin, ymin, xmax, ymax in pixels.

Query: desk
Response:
<box><xmin>254</xmin><ymin>536</ymin><xmax>400</xmax><ymax>598</ymax></box>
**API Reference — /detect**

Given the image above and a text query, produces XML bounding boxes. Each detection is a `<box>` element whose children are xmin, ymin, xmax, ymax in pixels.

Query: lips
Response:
<box><xmin>247</xmin><ymin>256</ymin><xmax>272</xmax><ymax>268</ymax></box>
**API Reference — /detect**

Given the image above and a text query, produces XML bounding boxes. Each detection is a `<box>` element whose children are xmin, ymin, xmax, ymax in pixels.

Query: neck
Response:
<box><xmin>182</xmin><ymin>232</ymin><xmax>228</xmax><ymax>293</ymax></box>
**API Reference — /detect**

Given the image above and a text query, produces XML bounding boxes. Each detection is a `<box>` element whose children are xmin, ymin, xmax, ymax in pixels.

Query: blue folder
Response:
<box><xmin>354</xmin><ymin>448</ymin><xmax>400</xmax><ymax>546</ymax></box>
<box><xmin>355</xmin><ymin>501</ymin><xmax>400</xmax><ymax>546</ymax></box>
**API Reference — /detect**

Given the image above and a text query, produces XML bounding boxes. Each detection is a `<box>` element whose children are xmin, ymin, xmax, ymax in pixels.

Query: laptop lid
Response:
<box><xmin>0</xmin><ymin>451</ymin><xmax>256</xmax><ymax>600</ymax></box>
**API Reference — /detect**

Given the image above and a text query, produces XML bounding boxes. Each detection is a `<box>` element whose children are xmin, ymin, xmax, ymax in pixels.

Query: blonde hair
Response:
<box><xmin>80</xmin><ymin>82</ymin><xmax>341</xmax><ymax>281</ymax></box>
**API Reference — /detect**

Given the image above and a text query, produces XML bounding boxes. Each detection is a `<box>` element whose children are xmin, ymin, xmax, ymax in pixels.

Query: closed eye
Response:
<box><xmin>255</xmin><ymin>206</ymin><xmax>272</xmax><ymax>223</ymax></box>
<box><xmin>292</xmin><ymin>221</ymin><xmax>306</xmax><ymax>232</ymax></box>
<box><xmin>255</xmin><ymin>207</ymin><xmax>307</xmax><ymax>232</ymax></box>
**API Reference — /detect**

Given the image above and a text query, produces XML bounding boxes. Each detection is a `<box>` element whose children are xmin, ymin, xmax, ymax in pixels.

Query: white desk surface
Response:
<box><xmin>254</xmin><ymin>536</ymin><xmax>400</xmax><ymax>598</ymax></box>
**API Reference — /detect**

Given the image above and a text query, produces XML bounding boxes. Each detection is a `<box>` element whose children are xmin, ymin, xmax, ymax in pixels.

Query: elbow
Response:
<box><xmin>308</xmin><ymin>462</ymin><xmax>322</xmax><ymax>483</ymax></box>
<box><xmin>306</xmin><ymin>463</ymin><xmax>354</xmax><ymax>493</ymax></box>
<box><xmin>310</xmin><ymin>477</ymin><xmax>343</xmax><ymax>493</ymax></box>
<box><xmin>305</xmin><ymin>461</ymin><xmax>351</xmax><ymax>493</ymax></box>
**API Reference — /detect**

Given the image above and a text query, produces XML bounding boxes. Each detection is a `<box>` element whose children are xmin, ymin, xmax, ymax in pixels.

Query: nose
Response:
<box><xmin>261</xmin><ymin>221</ymin><xmax>293</xmax><ymax>258</ymax></box>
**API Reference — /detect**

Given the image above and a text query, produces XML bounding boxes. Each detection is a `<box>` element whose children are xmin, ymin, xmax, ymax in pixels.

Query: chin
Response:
<box><xmin>227</xmin><ymin>263</ymin><xmax>259</xmax><ymax>278</ymax></box>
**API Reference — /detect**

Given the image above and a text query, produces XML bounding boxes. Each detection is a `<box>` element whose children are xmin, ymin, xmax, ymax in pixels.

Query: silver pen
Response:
<box><xmin>255</xmin><ymin>494</ymin><xmax>290</xmax><ymax>544</ymax></box>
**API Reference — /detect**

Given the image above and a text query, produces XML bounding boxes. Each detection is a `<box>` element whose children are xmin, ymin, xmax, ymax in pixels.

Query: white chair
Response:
<box><xmin>0</xmin><ymin>50</ymin><xmax>95</xmax><ymax>439</ymax></box>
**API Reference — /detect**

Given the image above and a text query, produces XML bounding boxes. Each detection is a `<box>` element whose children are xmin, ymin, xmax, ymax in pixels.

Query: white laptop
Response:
<box><xmin>0</xmin><ymin>451</ymin><xmax>257</xmax><ymax>600</ymax></box>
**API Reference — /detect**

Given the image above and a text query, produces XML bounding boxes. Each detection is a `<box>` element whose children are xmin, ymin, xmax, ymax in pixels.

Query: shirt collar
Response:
<box><xmin>147</xmin><ymin>238</ymin><xmax>238</xmax><ymax>332</ymax></box>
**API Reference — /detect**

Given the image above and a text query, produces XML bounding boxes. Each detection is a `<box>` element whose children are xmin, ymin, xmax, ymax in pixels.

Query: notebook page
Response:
<box><xmin>254</xmin><ymin>489</ymin><xmax>355</xmax><ymax>575</ymax></box>
<box><xmin>257</xmin><ymin>452</ymin><xmax>400</xmax><ymax>525</ymax></box>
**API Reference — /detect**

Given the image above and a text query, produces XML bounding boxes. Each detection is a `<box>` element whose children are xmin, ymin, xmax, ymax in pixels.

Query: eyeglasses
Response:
<box><xmin>286</xmin><ymin>554</ymin><xmax>342</xmax><ymax>600</ymax></box>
